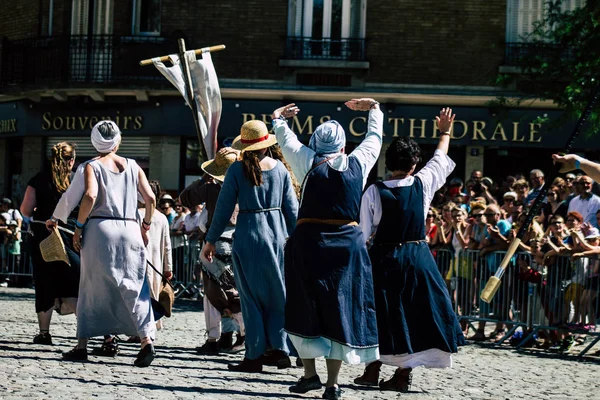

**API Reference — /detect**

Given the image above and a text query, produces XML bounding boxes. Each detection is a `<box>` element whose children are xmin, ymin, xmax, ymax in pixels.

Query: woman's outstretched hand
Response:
<box><xmin>272</xmin><ymin>104</ymin><xmax>300</xmax><ymax>120</ymax></box>
<box><xmin>436</xmin><ymin>107</ymin><xmax>456</xmax><ymax>134</ymax></box>
<box><xmin>345</xmin><ymin>98</ymin><xmax>378</xmax><ymax>111</ymax></box>
<box><xmin>552</xmin><ymin>153</ymin><xmax>579</xmax><ymax>173</ymax></box>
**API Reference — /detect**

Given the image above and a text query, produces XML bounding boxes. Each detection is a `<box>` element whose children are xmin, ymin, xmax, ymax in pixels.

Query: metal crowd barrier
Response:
<box><xmin>436</xmin><ymin>247</ymin><xmax>600</xmax><ymax>357</ymax></box>
<box><xmin>170</xmin><ymin>238</ymin><xmax>203</xmax><ymax>300</ymax></box>
<box><xmin>1</xmin><ymin>233</ymin><xmax>33</xmax><ymax>286</ymax></box>
<box><xmin>3</xmin><ymin>230</ymin><xmax>599</xmax><ymax>357</ymax></box>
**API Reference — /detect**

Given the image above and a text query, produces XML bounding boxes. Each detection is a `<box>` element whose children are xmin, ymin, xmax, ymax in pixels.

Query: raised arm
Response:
<box><xmin>271</xmin><ymin>104</ymin><xmax>315</xmax><ymax>182</ymax></box>
<box><xmin>415</xmin><ymin>108</ymin><xmax>457</xmax><ymax>212</ymax></box>
<box><xmin>553</xmin><ymin>154</ymin><xmax>600</xmax><ymax>183</ymax></box>
<box><xmin>435</xmin><ymin>107</ymin><xmax>455</xmax><ymax>155</ymax></box>
<box><xmin>346</xmin><ymin>98</ymin><xmax>383</xmax><ymax>188</ymax></box>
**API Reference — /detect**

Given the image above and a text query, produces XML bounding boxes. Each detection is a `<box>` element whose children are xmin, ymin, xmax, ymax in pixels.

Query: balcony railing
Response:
<box><xmin>504</xmin><ymin>42</ymin><xmax>573</xmax><ymax>66</ymax></box>
<box><xmin>284</xmin><ymin>36</ymin><xmax>366</xmax><ymax>61</ymax></box>
<box><xmin>1</xmin><ymin>35</ymin><xmax>181</xmax><ymax>89</ymax></box>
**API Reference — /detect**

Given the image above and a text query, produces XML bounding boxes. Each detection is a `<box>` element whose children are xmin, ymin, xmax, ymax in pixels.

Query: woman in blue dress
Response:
<box><xmin>201</xmin><ymin>120</ymin><xmax>298</xmax><ymax>373</ymax></box>
<box><xmin>272</xmin><ymin>98</ymin><xmax>382</xmax><ymax>400</ymax></box>
<box><xmin>356</xmin><ymin>108</ymin><xmax>465</xmax><ymax>392</ymax></box>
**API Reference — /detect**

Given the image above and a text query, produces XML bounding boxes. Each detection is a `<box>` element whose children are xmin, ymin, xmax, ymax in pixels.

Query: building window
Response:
<box><xmin>505</xmin><ymin>0</ymin><xmax>584</xmax><ymax>65</ymax></box>
<box><xmin>132</xmin><ymin>0</ymin><xmax>162</xmax><ymax>35</ymax></box>
<box><xmin>506</xmin><ymin>0</ymin><xmax>585</xmax><ymax>43</ymax></box>
<box><xmin>286</xmin><ymin>0</ymin><xmax>366</xmax><ymax>60</ymax></box>
<box><xmin>71</xmin><ymin>0</ymin><xmax>114</xmax><ymax>35</ymax></box>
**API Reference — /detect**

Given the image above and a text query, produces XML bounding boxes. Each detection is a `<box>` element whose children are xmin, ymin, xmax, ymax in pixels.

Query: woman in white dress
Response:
<box><xmin>50</xmin><ymin>120</ymin><xmax>158</xmax><ymax>367</ymax></box>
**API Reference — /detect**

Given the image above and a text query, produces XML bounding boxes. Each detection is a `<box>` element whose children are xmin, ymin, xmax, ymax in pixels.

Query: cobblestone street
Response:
<box><xmin>1</xmin><ymin>287</ymin><xmax>599</xmax><ymax>400</ymax></box>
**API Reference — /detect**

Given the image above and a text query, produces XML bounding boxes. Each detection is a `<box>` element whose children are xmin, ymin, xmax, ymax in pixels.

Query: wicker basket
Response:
<box><xmin>39</xmin><ymin>228</ymin><xmax>71</xmax><ymax>267</ymax></box>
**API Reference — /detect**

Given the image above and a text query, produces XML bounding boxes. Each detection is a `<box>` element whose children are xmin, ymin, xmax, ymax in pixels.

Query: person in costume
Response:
<box><xmin>49</xmin><ymin>120</ymin><xmax>158</xmax><ymax>367</ymax></box>
<box><xmin>139</xmin><ymin>180</ymin><xmax>173</xmax><ymax>332</ymax></box>
<box><xmin>180</xmin><ymin>147</ymin><xmax>246</xmax><ymax>355</ymax></box>
<box><xmin>272</xmin><ymin>98</ymin><xmax>382</xmax><ymax>400</ymax></box>
<box><xmin>20</xmin><ymin>142</ymin><xmax>81</xmax><ymax>345</ymax></box>
<box><xmin>201</xmin><ymin>121</ymin><xmax>298</xmax><ymax>372</ymax></box>
<box><xmin>355</xmin><ymin>108</ymin><xmax>465</xmax><ymax>392</ymax></box>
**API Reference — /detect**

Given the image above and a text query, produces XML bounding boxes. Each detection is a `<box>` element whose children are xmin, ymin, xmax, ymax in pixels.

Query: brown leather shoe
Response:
<box><xmin>228</xmin><ymin>357</ymin><xmax>263</xmax><ymax>373</ymax></box>
<box><xmin>379</xmin><ymin>367</ymin><xmax>412</xmax><ymax>392</ymax></box>
<box><xmin>353</xmin><ymin>360</ymin><xmax>382</xmax><ymax>386</ymax></box>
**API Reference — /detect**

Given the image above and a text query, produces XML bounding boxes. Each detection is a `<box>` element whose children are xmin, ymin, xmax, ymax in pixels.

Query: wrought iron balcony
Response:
<box><xmin>1</xmin><ymin>35</ymin><xmax>180</xmax><ymax>89</ymax></box>
<box><xmin>284</xmin><ymin>36</ymin><xmax>366</xmax><ymax>61</ymax></box>
<box><xmin>504</xmin><ymin>42</ymin><xmax>573</xmax><ymax>66</ymax></box>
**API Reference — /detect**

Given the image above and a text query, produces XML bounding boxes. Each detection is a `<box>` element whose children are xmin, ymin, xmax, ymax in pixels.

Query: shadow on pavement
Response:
<box><xmin>48</xmin><ymin>376</ymin><xmax>307</xmax><ymax>398</ymax></box>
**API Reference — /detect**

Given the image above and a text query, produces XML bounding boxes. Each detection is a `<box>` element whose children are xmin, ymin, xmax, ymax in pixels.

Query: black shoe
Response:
<box><xmin>289</xmin><ymin>375</ymin><xmax>322</xmax><ymax>393</ymax></box>
<box><xmin>196</xmin><ymin>340</ymin><xmax>220</xmax><ymax>355</ymax></box>
<box><xmin>296</xmin><ymin>357</ymin><xmax>303</xmax><ymax>367</ymax></box>
<box><xmin>134</xmin><ymin>344</ymin><xmax>156</xmax><ymax>367</ymax></box>
<box><xmin>228</xmin><ymin>357</ymin><xmax>262</xmax><ymax>373</ymax></box>
<box><xmin>218</xmin><ymin>331</ymin><xmax>234</xmax><ymax>351</ymax></box>
<box><xmin>261</xmin><ymin>349</ymin><xmax>290</xmax><ymax>368</ymax></box>
<box><xmin>322</xmin><ymin>386</ymin><xmax>342</xmax><ymax>399</ymax></box>
<box><xmin>91</xmin><ymin>337</ymin><xmax>119</xmax><ymax>357</ymax></box>
<box><xmin>33</xmin><ymin>332</ymin><xmax>52</xmax><ymax>345</ymax></box>
<box><xmin>228</xmin><ymin>334</ymin><xmax>245</xmax><ymax>353</ymax></box>
<box><xmin>277</xmin><ymin>355</ymin><xmax>292</xmax><ymax>369</ymax></box>
<box><xmin>62</xmin><ymin>347</ymin><xmax>88</xmax><ymax>362</ymax></box>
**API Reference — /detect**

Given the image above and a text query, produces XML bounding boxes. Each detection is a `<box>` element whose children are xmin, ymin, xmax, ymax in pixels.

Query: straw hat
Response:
<box><xmin>231</xmin><ymin>120</ymin><xmax>277</xmax><ymax>152</ymax></box>
<box><xmin>201</xmin><ymin>148</ymin><xmax>239</xmax><ymax>182</ymax></box>
<box><xmin>39</xmin><ymin>229</ymin><xmax>71</xmax><ymax>266</ymax></box>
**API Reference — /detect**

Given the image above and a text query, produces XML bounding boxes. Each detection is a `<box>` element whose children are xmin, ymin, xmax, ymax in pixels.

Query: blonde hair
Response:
<box><xmin>50</xmin><ymin>142</ymin><xmax>76</xmax><ymax>193</ymax></box>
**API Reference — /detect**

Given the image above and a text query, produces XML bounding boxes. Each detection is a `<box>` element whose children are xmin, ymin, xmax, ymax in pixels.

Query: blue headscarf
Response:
<box><xmin>308</xmin><ymin>120</ymin><xmax>346</xmax><ymax>155</ymax></box>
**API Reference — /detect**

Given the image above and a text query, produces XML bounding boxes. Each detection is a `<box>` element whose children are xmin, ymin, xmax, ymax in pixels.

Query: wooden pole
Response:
<box><xmin>177</xmin><ymin>38</ymin><xmax>209</xmax><ymax>162</ymax></box>
<box><xmin>139</xmin><ymin>44</ymin><xmax>225</xmax><ymax>66</ymax></box>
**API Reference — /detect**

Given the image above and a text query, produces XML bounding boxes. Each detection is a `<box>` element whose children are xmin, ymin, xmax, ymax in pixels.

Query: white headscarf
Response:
<box><xmin>91</xmin><ymin>120</ymin><xmax>121</xmax><ymax>153</ymax></box>
<box><xmin>308</xmin><ymin>120</ymin><xmax>346</xmax><ymax>155</ymax></box>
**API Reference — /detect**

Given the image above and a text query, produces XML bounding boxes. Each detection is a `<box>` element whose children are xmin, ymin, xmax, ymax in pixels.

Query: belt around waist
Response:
<box><xmin>238</xmin><ymin>207</ymin><xmax>281</xmax><ymax>214</ymax></box>
<box><xmin>296</xmin><ymin>218</ymin><xmax>358</xmax><ymax>226</ymax></box>
<box><xmin>88</xmin><ymin>216</ymin><xmax>138</xmax><ymax>222</ymax></box>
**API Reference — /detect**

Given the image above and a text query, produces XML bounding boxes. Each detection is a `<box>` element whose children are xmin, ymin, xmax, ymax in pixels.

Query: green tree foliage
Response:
<box><xmin>497</xmin><ymin>0</ymin><xmax>599</xmax><ymax>133</ymax></box>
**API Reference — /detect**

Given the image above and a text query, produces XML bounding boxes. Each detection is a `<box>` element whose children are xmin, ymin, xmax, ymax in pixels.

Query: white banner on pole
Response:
<box><xmin>152</xmin><ymin>50</ymin><xmax>222</xmax><ymax>160</ymax></box>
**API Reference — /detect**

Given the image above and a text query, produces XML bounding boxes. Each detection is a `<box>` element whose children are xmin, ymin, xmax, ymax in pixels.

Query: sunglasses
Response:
<box><xmin>551</xmin><ymin>221</ymin><xmax>563</xmax><ymax>225</ymax></box>
<box><xmin>427</xmin><ymin>214</ymin><xmax>434</xmax><ymax>218</ymax></box>
<box><xmin>175</xmin><ymin>204</ymin><xmax>182</xmax><ymax>208</ymax></box>
<box><xmin>483</xmin><ymin>213</ymin><xmax>498</xmax><ymax>217</ymax></box>
<box><xmin>473</xmin><ymin>214</ymin><xmax>484</xmax><ymax>218</ymax></box>
<box><xmin>503</xmin><ymin>198</ymin><xmax>514</xmax><ymax>202</ymax></box>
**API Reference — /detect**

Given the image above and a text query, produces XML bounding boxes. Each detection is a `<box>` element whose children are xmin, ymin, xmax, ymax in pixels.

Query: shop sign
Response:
<box><xmin>41</xmin><ymin>112</ymin><xmax>143</xmax><ymax>131</ymax></box>
<box><xmin>0</xmin><ymin>118</ymin><xmax>18</xmax><ymax>134</ymax></box>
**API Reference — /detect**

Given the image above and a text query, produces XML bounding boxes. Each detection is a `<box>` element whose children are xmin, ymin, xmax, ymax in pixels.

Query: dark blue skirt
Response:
<box><xmin>284</xmin><ymin>223</ymin><xmax>378</xmax><ymax>348</ymax></box>
<box><xmin>370</xmin><ymin>242</ymin><xmax>465</xmax><ymax>355</ymax></box>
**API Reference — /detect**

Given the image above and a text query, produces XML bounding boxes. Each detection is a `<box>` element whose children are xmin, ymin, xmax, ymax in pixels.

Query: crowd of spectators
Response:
<box><xmin>427</xmin><ymin>168</ymin><xmax>600</xmax><ymax>353</ymax></box>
